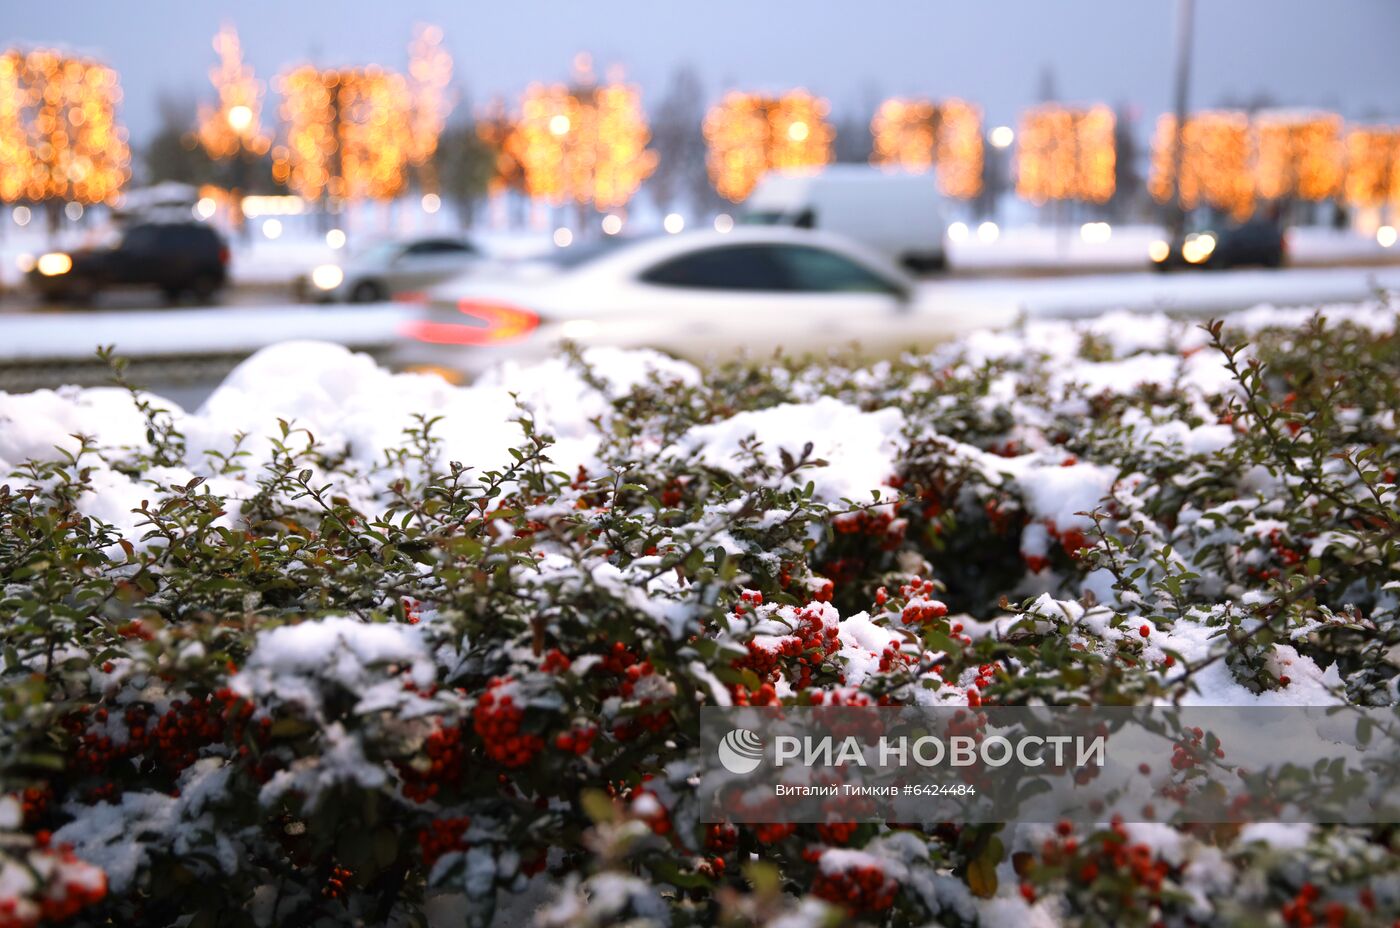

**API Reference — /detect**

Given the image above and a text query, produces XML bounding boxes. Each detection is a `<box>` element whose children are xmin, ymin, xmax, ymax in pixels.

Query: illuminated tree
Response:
<box><xmin>512</xmin><ymin>74</ymin><xmax>657</xmax><ymax>211</ymax></box>
<box><xmin>0</xmin><ymin>48</ymin><xmax>130</xmax><ymax>210</ymax></box>
<box><xmin>1254</xmin><ymin>110</ymin><xmax>1343</xmax><ymax>203</ymax></box>
<box><xmin>270</xmin><ymin>27</ymin><xmax>450</xmax><ymax>207</ymax></box>
<box><xmin>406</xmin><ymin>24</ymin><xmax>453</xmax><ymax>191</ymax></box>
<box><xmin>1149</xmin><ymin>110</ymin><xmax>1255</xmax><ymax>220</ymax></box>
<box><xmin>0</xmin><ymin>52</ymin><xmax>37</xmax><ymax>204</ymax></box>
<box><xmin>195</xmin><ymin>25</ymin><xmax>270</xmax><ymax>162</ymax></box>
<box><xmin>1015</xmin><ymin>104</ymin><xmax>1115</xmax><ymax>205</ymax></box>
<box><xmin>272</xmin><ymin>66</ymin><xmax>413</xmax><ymax>203</ymax></box>
<box><xmin>1342</xmin><ymin>125</ymin><xmax>1400</xmax><ymax>211</ymax></box>
<box><xmin>271</xmin><ymin>66</ymin><xmax>336</xmax><ymax>201</ymax></box>
<box><xmin>196</xmin><ymin>25</ymin><xmax>270</xmax><ymax>229</ymax></box>
<box><xmin>703</xmin><ymin>91</ymin><xmax>834</xmax><ymax>202</ymax></box>
<box><xmin>870</xmin><ymin>97</ymin><xmax>983</xmax><ymax>198</ymax></box>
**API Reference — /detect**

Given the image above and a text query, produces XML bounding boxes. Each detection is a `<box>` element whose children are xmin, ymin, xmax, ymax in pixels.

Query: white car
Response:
<box><xmin>744</xmin><ymin>166</ymin><xmax>951</xmax><ymax>272</ymax></box>
<box><xmin>304</xmin><ymin>237</ymin><xmax>484</xmax><ymax>303</ymax></box>
<box><xmin>394</xmin><ymin>227</ymin><xmax>996</xmax><ymax>376</ymax></box>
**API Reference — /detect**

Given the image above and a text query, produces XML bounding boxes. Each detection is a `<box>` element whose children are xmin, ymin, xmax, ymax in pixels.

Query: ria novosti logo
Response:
<box><xmin>717</xmin><ymin>728</ymin><xmax>765</xmax><ymax>774</ymax></box>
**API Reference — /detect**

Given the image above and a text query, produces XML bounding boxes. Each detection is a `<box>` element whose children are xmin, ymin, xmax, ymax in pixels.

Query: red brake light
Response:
<box><xmin>401</xmin><ymin>300</ymin><xmax>541</xmax><ymax>346</ymax></box>
<box><xmin>218</xmin><ymin>247</ymin><xmax>230</xmax><ymax>265</ymax></box>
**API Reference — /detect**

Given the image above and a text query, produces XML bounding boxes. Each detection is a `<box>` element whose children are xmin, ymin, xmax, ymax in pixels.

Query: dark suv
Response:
<box><xmin>28</xmin><ymin>221</ymin><xmax>230</xmax><ymax>303</ymax></box>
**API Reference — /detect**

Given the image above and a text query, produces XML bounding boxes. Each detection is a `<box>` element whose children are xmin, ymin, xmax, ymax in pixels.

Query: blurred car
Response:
<box><xmin>1149</xmin><ymin>217</ymin><xmax>1286</xmax><ymax>271</ymax></box>
<box><xmin>301</xmin><ymin>236</ymin><xmax>483</xmax><ymax>303</ymax></box>
<box><xmin>27</xmin><ymin>221</ymin><xmax>228</xmax><ymax>303</ymax></box>
<box><xmin>743</xmin><ymin>166</ymin><xmax>950</xmax><ymax>272</ymax></box>
<box><xmin>393</xmin><ymin>227</ymin><xmax>975</xmax><ymax>377</ymax></box>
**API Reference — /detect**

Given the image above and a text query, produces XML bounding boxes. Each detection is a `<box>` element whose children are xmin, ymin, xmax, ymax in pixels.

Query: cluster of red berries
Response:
<box><xmin>417</xmin><ymin>816</ymin><xmax>471</xmax><ymax>867</ymax></box>
<box><xmin>962</xmin><ymin>663</ymin><xmax>997</xmax><ymax>708</ymax></box>
<box><xmin>833</xmin><ymin>509</ymin><xmax>907</xmax><ymax>551</ymax></box>
<box><xmin>402</xmin><ymin>597</ymin><xmax>422</xmax><ymax>625</ymax></box>
<box><xmin>733</xmin><ymin>589</ymin><xmax>765</xmax><ymax>614</ymax></box>
<box><xmin>400</xmin><ymin>722</ymin><xmax>465</xmax><ymax>802</ymax></box>
<box><xmin>695</xmin><ymin>856</ymin><xmax>726</xmax><ymax>879</ymax></box>
<box><xmin>877</xmin><ymin>641</ymin><xmax>913</xmax><ymax>673</ymax></box>
<box><xmin>473</xmin><ymin>678</ymin><xmax>543</xmax><ymax>768</ymax></box>
<box><xmin>1170</xmin><ymin>726</ymin><xmax>1224</xmax><ymax>772</ymax></box>
<box><xmin>540</xmin><ymin>648</ymin><xmax>572</xmax><ymax>673</ymax></box>
<box><xmin>114</xmin><ymin>619</ymin><xmax>154</xmax><ymax>640</ymax></box>
<box><xmin>629</xmin><ymin>790</ymin><xmax>672</xmax><ymax>837</ymax></box>
<box><xmin>900</xmin><ymin>598</ymin><xmax>948</xmax><ymax>626</ymax></box>
<box><xmin>322</xmin><ymin>865</ymin><xmax>353</xmax><ymax>899</ymax></box>
<box><xmin>17</xmin><ymin>786</ymin><xmax>49</xmax><ymax>826</ymax></box>
<box><xmin>600</xmin><ymin>641</ymin><xmax>641</xmax><ymax>676</ymax></box>
<box><xmin>983</xmin><ymin>498</ymin><xmax>1020</xmax><ymax>536</ymax></box>
<box><xmin>1030</xmin><ymin>819</ymin><xmax>1171</xmax><ymax>902</ymax></box>
<box><xmin>1278</xmin><ymin>882</ymin><xmax>1362</xmax><ymax>928</ymax></box>
<box><xmin>729</xmin><ymin>682</ymin><xmax>780</xmax><ymax>706</ymax></box>
<box><xmin>65</xmin><ymin>689</ymin><xmax>265</xmax><ymax>785</ymax></box>
<box><xmin>1045</xmin><ymin>520</ymin><xmax>1091</xmax><ymax>557</ymax></box>
<box><xmin>553</xmin><ymin>725</ymin><xmax>597</xmax><ymax>755</ymax></box>
<box><xmin>753</xmin><ymin>822</ymin><xmax>797</xmax><ymax>844</ymax></box>
<box><xmin>705</xmin><ymin>823</ymin><xmax>737</xmax><ymax>852</ymax></box>
<box><xmin>809</xmin><ymin>858</ymin><xmax>897</xmax><ymax>915</ymax></box>
<box><xmin>0</xmin><ymin>836</ymin><xmax>108</xmax><ymax>927</ymax></box>
<box><xmin>816</xmin><ymin>821</ymin><xmax>859</xmax><ymax>844</ymax></box>
<box><xmin>734</xmin><ymin>602</ymin><xmax>838</xmax><ymax>687</ymax></box>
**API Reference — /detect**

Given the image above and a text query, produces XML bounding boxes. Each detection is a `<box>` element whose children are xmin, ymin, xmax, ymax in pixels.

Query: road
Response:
<box><xmin>2</xmin><ymin>262</ymin><xmax>1398</xmax><ymax>408</ymax></box>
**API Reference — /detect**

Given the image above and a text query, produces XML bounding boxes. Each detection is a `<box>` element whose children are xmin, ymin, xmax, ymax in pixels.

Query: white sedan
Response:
<box><xmin>304</xmin><ymin>236</ymin><xmax>485</xmax><ymax>303</ymax></box>
<box><xmin>394</xmin><ymin>227</ymin><xmax>1002</xmax><ymax>375</ymax></box>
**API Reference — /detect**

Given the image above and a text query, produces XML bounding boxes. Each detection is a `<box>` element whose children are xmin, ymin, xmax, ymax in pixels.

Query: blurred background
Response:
<box><xmin>3</xmin><ymin>0</ymin><xmax>1399</xmax><ymax>403</ymax></box>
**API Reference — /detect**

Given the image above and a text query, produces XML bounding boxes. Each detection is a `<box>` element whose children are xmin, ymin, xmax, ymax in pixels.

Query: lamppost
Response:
<box><xmin>1165</xmin><ymin>0</ymin><xmax>1195</xmax><ymax>243</ymax></box>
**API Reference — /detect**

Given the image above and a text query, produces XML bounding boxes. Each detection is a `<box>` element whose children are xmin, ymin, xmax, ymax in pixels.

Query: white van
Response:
<box><xmin>742</xmin><ymin>165</ymin><xmax>950</xmax><ymax>272</ymax></box>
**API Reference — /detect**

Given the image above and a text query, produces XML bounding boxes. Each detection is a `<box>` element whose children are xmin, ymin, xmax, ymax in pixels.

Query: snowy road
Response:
<box><xmin>5</xmin><ymin>263</ymin><xmax>1398</xmax><ymax>364</ymax></box>
<box><xmin>2</xmin><ymin>263</ymin><xmax>1398</xmax><ymax>408</ymax></box>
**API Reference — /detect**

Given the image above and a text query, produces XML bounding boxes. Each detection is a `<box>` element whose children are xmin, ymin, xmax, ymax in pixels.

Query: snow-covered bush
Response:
<box><xmin>1</xmin><ymin>304</ymin><xmax>1398</xmax><ymax>927</ymax></box>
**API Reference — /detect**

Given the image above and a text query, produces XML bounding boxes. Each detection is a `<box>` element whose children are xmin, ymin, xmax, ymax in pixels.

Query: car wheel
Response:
<box><xmin>191</xmin><ymin>275</ymin><xmax>220</xmax><ymax>303</ymax></box>
<box><xmin>350</xmin><ymin>280</ymin><xmax>387</xmax><ymax>303</ymax></box>
<box><xmin>901</xmin><ymin>252</ymin><xmax>948</xmax><ymax>274</ymax></box>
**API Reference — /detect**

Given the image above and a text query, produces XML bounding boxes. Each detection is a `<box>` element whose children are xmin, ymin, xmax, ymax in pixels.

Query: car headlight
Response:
<box><xmin>37</xmin><ymin>252</ymin><xmax>72</xmax><ymax>276</ymax></box>
<box><xmin>1148</xmin><ymin>240</ymin><xmax>1170</xmax><ymax>263</ymax></box>
<box><xmin>311</xmin><ymin>264</ymin><xmax>344</xmax><ymax>290</ymax></box>
<box><xmin>1182</xmin><ymin>233</ymin><xmax>1216</xmax><ymax>265</ymax></box>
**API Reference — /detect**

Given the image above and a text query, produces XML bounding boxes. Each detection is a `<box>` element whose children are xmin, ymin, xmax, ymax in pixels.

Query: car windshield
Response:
<box><xmin>352</xmin><ymin>241</ymin><xmax>404</xmax><ymax>264</ymax></box>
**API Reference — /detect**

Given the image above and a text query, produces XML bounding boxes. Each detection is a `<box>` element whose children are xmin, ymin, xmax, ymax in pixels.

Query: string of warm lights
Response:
<box><xmin>406</xmin><ymin>24</ymin><xmax>452</xmax><ymax>190</ymax></box>
<box><xmin>1015</xmin><ymin>103</ymin><xmax>1116</xmax><ymax>205</ymax></box>
<box><xmin>703</xmin><ymin>90</ymin><xmax>833</xmax><ymax>202</ymax></box>
<box><xmin>196</xmin><ymin>25</ymin><xmax>270</xmax><ymax>161</ymax></box>
<box><xmin>1148</xmin><ymin>110</ymin><xmax>1254</xmax><ymax>219</ymax></box>
<box><xmin>511</xmin><ymin>75</ymin><xmax>657</xmax><ymax>209</ymax></box>
<box><xmin>0</xmin><ymin>47</ymin><xmax>129</xmax><ymax>207</ymax></box>
<box><xmin>1254</xmin><ymin>110</ymin><xmax>1344</xmax><ymax>202</ymax></box>
<box><xmin>1342</xmin><ymin>125</ymin><xmax>1400</xmax><ymax>210</ymax></box>
<box><xmin>870</xmin><ymin>97</ymin><xmax>983</xmax><ymax>198</ymax></box>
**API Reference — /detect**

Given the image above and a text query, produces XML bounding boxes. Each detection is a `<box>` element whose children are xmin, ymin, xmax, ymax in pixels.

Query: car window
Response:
<box><xmin>120</xmin><ymin>225</ymin><xmax>160</xmax><ymax>252</ymax></box>
<box><xmin>770</xmin><ymin>245</ymin><xmax>901</xmax><ymax>295</ymax></box>
<box><xmin>157</xmin><ymin>226</ymin><xmax>199</xmax><ymax>250</ymax></box>
<box><xmin>406</xmin><ymin>239</ymin><xmax>477</xmax><ymax>256</ymax></box>
<box><xmin>639</xmin><ymin>245</ymin><xmax>790</xmax><ymax>291</ymax></box>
